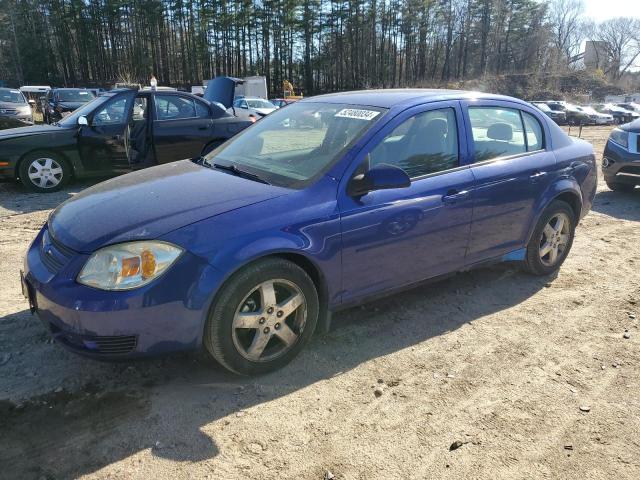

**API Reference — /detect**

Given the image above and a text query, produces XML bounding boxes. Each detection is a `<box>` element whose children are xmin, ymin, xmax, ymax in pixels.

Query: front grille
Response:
<box><xmin>40</xmin><ymin>229</ymin><xmax>76</xmax><ymax>273</ymax></box>
<box><xmin>618</xmin><ymin>165</ymin><xmax>640</xmax><ymax>176</ymax></box>
<box><xmin>50</xmin><ymin>324</ymin><xmax>138</xmax><ymax>355</ymax></box>
<box><xmin>84</xmin><ymin>335</ymin><xmax>138</xmax><ymax>355</ymax></box>
<box><xmin>0</xmin><ymin>108</ymin><xmax>18</xmax><ymax>114</ymax></box>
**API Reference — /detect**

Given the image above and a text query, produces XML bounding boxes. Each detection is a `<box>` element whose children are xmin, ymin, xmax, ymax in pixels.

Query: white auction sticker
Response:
<box><xmin>335</xmin><ymin>108</ymin><xmax>380</xmax><ymax>121</ymax></box>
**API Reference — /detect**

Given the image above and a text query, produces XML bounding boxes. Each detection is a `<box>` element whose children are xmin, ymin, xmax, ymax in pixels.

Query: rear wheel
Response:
<box><xmin>204</xmin><ymin>258</ymin><xmax>319</xmax><ymax>375</ymax></box>
<box><xmin>523</xmin><ymin>200</ymin><xmax>576</xmax><ymax>276</ymax></box>
<box><xmin>606</xmin><ymin>180</ymin><xmax>636</xmax><ymax>193</ymax></box>
<box><xmin>19</xmin><ymin>152</ymin><xmax>70</xmax><ymax>193</ymax></box>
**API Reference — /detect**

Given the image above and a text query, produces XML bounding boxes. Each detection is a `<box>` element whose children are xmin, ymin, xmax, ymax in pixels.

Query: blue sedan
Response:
<box><xmin>22</xmin><ymin>89</ymin><xmax>597</xmax><ymax>375</ymax></box>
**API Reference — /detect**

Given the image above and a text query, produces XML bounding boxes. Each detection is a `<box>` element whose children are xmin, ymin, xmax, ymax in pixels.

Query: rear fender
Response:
<box><xmin>525</xmin><ymin>178</ymin><xmax>582</xmax><ymax>244</ymax></box>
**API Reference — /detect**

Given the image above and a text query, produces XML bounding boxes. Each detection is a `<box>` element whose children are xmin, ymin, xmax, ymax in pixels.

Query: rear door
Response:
<box><xmin>151</xmin><ymin>93</ymin><xmax>214</xmax><ymax>163</ymax></box>
<box><xmin>462</xmin><ymin>101</ymin><xmax>556</xmax><ymax>264</ymax></box>
<box><xmin>77</xmin><ymin>90</ymin><xmax>137</xmax><ymax>173</ymax></box>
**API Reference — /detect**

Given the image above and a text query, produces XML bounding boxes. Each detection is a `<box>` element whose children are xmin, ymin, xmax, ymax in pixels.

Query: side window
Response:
<box><xmin>92</xmin><ymin>96</ymin><xmax>130</xmax><ymax>126</ymax></box>
<box><xmin>469</xmin><ymin>107</ymin><xmax>526</xmax><ymax>162</ymax></box>
<box><xmin>522</xmin><ymin>112</ymin><xmax>544</xmax><ymax>151</ymax></box>
<box><xmin>194</xmin><ymin>100</ymin><xmax>210</xmax><ymax>118</ymax></box>
<box><xmin>368</xmin><ymin>108</ymin><xmax>459</xmax><ymax>178</ymax></box>
<box><xmin>155</xmin><ymin>95</ymin><xmax>196</xmax><ymax>120</ymax></box>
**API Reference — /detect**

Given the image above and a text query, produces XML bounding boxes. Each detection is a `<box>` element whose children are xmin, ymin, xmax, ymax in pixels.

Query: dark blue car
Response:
<box><xmin>602</xmin><ymin>121</ymin><xmax>640</xmax><ymax>192</ymax></box>
<box><xmin>22</xmin><ymin>89</ymin><xmax>597</xmax><ymax>375</ymax></box>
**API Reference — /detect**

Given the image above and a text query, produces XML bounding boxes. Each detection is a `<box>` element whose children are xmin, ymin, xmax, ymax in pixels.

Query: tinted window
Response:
<box><xmin>0</xmin><ymin>89</ymin><xmax>26</xmax><ymax>104</ymax></box>
<box><xmin>369</xmin><ymin>108</ymin><xmax>459</xmax><ymax>178</ymax></box>
<box><xmin>57</xmin><ymin>90</ymin><xmax>94</xmax><ymax>102</ymax></box>
<box><xmin>522</xmin><ymin>112</ymin><xmax>544</xmax><ymax>151</ymax></box>
<box><xmin>155</xmin><ymin>95</ymin><xmax>196</xmax><ymax>120</ymax></box>
<box><xmin>195</xmin><ymin>100</ymin><xmax>210</xmax><ymax>118</ymax></box>
<box><xmin>92</xmin><ymin>96</ymin><xmax>130</xmax><ymax>126</ymax></box>
<box><xmin>469</xmin><ymin>107</ymin><xmax>526</xmax><ymax>162</ymax></box>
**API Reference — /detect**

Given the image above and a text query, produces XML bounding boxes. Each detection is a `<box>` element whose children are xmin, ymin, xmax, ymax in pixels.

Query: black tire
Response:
<box><xmin>204</xmin><ymin>257</ymin><xmax>319</xmax><ymax>376</ymax></box>
<box><xmin>19</xmin><ymin>151</ymin><xmax>71</xmax><ymax>193</ymax></box>
<box><xmin>523</xmin><ymin>200</ymin><xmax>576</xmax><ymax>276</ymax></box>
<box><xmin>606</xmin><ymin>180</ymin><xmax>636</xmax><ymax>193</ymax></box>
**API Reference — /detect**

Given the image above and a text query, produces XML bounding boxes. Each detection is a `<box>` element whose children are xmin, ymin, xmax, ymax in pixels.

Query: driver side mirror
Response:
<box><xmin>348</xmin><ymin>163</ymin><xmax>411</xmax><ymax>197</ymax></box>
<box><xmin>77</xmin><ymin>116</ymin><xmax>88</xmax><ymax>126</ymax></box>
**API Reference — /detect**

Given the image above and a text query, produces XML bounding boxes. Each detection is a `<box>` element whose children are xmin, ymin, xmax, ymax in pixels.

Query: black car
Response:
<box><xmin>531</xmin><ymin>102</ymin><xmax>566</xmax><ymax>125</ymax></box>
<box><xmin>545</xmin><ymin>101</ymin><xmax>590</xmax><ymax>125</ymax></box>
<box><xmin>0</xmin><ymin>89</ymin><xmax>252</xmax><ymax>192</ymax></box>
<box><xmin>41</xmin><ymin>88</ymin><xmax>96</xmax><ymax>124</ymax></box>
<box><xmin>602</xmin><ymin>121</ymin><xmax>640</xmax><ymax>192</ymax></box>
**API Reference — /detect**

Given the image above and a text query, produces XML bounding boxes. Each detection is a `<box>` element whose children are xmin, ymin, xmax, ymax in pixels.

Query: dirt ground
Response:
<box><xmin>0</xmin><ymin>125</ymin><xmax>638</xmax><ymax>480</ymax></box>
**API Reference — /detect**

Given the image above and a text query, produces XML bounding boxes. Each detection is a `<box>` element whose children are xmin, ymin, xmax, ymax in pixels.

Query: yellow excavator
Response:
<box><xmin>283</xmin><ymin>80</ymin><xmax>303</xmax><ymax>101</ymax></box>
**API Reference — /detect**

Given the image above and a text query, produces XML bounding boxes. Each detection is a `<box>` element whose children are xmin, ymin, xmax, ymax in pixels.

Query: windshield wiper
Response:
<box><xmin>212</xmin><ymin>162</ymin><xmax>271</xmax><ymax>185</ymax></box>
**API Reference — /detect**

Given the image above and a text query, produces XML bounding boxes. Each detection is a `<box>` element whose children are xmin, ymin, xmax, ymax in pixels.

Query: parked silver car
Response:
<box><xmin>0</xmin><ymin>88</ymin><xmax>33</xmax><ymax>126</ymax></box>
<box><xmin>231</xmin><ymin>97</ymin><xmax>277</xmax><ymax>121</ymax></box>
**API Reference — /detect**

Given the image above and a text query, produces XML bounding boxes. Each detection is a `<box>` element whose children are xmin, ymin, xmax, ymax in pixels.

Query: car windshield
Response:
<box><xmin>204</xmin><ymin>102</ymin><xmax>386</xmax><ymax>188</ymax></box>
<box><xmin>533</xmin><ymin>103</ymin><xmax>550</xmax><ymax>112</ymax></box>
<box><xmin>57</xmin><ymin>90</ymin><xmax>94</xmax><ymax>102</ymax></box>
<box><xmin>0</xmin><ymin>89</ymin><xmax>26</xmax><ymax>104</ymax></box>
<box><xmin>57</xmin><ymin>95</ymin><xmax>112</xmax><ymax>127</ymax></box>
<box><xmin>247</xmin><ymin>99</ymin><xmax>275</xmax><ymax>109</ymax></box>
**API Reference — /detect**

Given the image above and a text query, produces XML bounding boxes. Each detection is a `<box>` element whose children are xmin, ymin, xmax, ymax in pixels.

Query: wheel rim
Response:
<box><xmin>539</xmin><ymin>212</ymin><xmax>571</xmax><ymax>267</ymax></box>
<box><xmin>27</xmin><ymin>157</ymin><xmax>63</xmax><ymax>189</ymax></box>
<box><xmin>231</xmin><ymin>279</ymin><xmax>307</xmax><ymax>362</ymax></box>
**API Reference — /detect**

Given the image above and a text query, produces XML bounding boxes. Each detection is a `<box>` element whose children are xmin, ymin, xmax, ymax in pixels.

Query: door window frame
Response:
<box><xmin>339</xmin><ymin>100</ymin><xmax>471</xmax><ymax>195</ymax></box>
<box><xmin>152</xmin><ymin>93</ymin><xmax>210</xmax><ymax>122</ymax></box>
<box><xmin>460</xmin><ymin>99</ymin><xmax>552</xmax><ymax>167</ymax></box>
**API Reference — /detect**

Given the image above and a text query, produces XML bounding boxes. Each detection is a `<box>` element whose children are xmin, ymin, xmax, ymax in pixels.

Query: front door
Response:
<box><xmin>338</xmin><ymin>102</ymin><xmax>475</xmax><ymax>303</ymax></box>
<box><xmin>152</xmin><ymin>93</ymin><xmax>214</xmax><ymax>163</ymax></box>
<box><xmin>77</xmin><ymin>90</ymin><xmax>137</xmax><ymax>173</ymax></box>
<box><xmin>462</xmin><ymin>101</ymin><xmax>556</xmax><ymax>264</ymax></box>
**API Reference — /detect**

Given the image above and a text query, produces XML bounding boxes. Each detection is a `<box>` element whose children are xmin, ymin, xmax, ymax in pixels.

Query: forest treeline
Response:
<box><xmin>1</xmin><ymin>1</ymin><xmax>639</xmax><ymax>97</ymax></box>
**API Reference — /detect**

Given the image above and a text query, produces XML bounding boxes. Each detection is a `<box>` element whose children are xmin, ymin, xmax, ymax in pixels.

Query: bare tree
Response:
<box><xmin>547</xmin><ymin>0</ymin><xmax>585</xmax><ymax>67</ymax></box>
<box><xmin>596</xmin><ymin>17</ymin><xmax>640</xmax><ymax>81</ymax></box>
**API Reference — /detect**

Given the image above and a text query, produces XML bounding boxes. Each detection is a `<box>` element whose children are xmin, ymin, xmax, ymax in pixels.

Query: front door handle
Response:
<box><xmin>442</xmin><ymin>190</ymin><xmax>470</xmax><ymax>204</ymax></box>
<box><xmin>530</xmin><ymin>171</ymin><xmax>547</xmax><ymax>182</ymax></box>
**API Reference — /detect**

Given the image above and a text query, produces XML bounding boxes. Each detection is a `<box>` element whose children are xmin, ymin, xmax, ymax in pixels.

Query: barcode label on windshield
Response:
<box><xmin>335</xmin><ymin>109</ymin><xmax>380</xmax><ymax>121</ymax></box>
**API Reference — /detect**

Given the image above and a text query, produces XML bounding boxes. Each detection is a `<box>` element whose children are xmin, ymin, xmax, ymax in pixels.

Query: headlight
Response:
<box><xmin>77</xmin><ymin>241</ymin><xmax>183</xmax><ymax>290</ymax></box>
<box><xmin>19</xmin><ymin>105</ymin><xmax>31</xmax><ymax>114</ymax></box>
<box><xmin>609</xmin><ymin>128</ymin><xmax>629</xmax><ymax>150</ymax></box>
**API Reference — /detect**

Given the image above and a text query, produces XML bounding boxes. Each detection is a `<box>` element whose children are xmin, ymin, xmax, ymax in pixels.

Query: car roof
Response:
<box><xmin>301</xmin><ymin>89</ymin><xmax>525</xmax><ymax>109</ymax></box>
<box><xmin>53</xmin><ymin>88</ymin><xmax>92</xmax><ymax>91</ymax></box>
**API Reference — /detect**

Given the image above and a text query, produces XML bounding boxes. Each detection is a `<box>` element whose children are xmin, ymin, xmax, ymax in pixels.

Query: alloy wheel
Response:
<box><xmin>539</xmin><ymin>212</ymin><xmax>571</xmax><ymax>267</ymax></box>
<box><xmin>232</xmin><ymin>279</ymin><xmax>307</xmax><ymax>362</ymax></box>
<box><xmin>27</xmin><ymin>157</ymin><xmax>63</xmax><ymax>189</ymax></box>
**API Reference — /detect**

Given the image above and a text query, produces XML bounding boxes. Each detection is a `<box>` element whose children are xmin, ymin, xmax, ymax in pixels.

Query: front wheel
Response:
<box><xmin>19</xmin><ymin>152</ymin><xmax>70</xmax><ymax>192</ymax></box>
<box><xmin>523</xmin><ymin>200</ymin><xmax>576</xmax><ymax>276</ymax></box>
<box><xmin>204</xmin><ymin>258</ymin><xmax>319</xmax><ymax>375</ymax></box>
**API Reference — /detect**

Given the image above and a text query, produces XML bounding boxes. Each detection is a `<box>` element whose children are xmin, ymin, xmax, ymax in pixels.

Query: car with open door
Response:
<box><xmin>21</xmin><ymin>89</ymin><xmax>597</xmax><ymax>375</ymax></box>
<box><xmin>0</xmin><ymin>88</ymin><xmax>253</xmax><ymax>192</ymax></box>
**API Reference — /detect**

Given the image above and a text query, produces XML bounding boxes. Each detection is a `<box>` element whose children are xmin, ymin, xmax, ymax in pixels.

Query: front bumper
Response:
<box><xmin>23</xmin><ymin>226</ymin><xmax>224</xmax><ymax>359</ymax></box>
<box><xmin>602</xmin><ymin>138</ymin><xmax>640</xmax><ymax>185</ymax></box>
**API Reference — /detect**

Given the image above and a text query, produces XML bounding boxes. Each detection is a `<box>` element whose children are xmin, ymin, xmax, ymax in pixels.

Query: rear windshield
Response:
<box><xmin>57</xmin><ymin>90</ymin><xmax>95</xmax><ymax>102</ymax></box>
<box><xmin>247</xmin><ymin>99</ymin><xmax>275</xmax><ymax>109</ymax></box>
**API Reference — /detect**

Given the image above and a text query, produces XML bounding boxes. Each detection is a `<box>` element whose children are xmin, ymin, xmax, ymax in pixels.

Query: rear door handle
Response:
<box><xmin>530</xmin><ymin>171</ymin><xmax>547</xmax><ymax>182</ymax></box>
<box><xmin>442</xmin><ymin>190</ymin><xmax>470</xmax><ymax>204</ymax></box>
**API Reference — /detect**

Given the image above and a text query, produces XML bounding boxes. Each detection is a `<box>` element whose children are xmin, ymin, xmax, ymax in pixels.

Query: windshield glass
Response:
<box><xmin>58</xmin><ymin>95</ymin><xmax>112</xmax><ymax>126</ymax></box>
<box><xmin>57</xmin><ymin>90</ymin><xmax>94</xmax><ymax>102</ymax></box>
<box><xmin>247</xmin><ymin>99</ymin><xmax>275</xmax><ymax>109</ymax></box>
<box><xmin>533</xmin><ymin>103</ymin><xmax>550</xmax><ymax>112</ymax></box>
<box><xmin>0</xmin><ymin>89</ymin><xmax>26</xmax><ymax>104</ymax></box>
<box><xmin>204</xmin><ymin>102</ymin><xmax>386</xmax><ymax>188</ymax></box>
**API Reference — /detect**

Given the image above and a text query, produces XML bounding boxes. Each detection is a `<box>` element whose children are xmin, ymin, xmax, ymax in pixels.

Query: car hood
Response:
<box><xmin>0</xmin><ymin>101</ymin><xmax>28</xmax><ymax>109</ymax></box>
<box><xmin>253</xmin><ymin>107</ymin><xmax>276</xmax><ymax>116</ymax></box>
<box><xmin>48</xmin><ymin>160</ymin><xmax>289</xmax><ymax>253</ymax></box>
<box><xmin>0</xmin><ymin>124</ymin><xmax>63</xmax><ymax>140</ymax></box>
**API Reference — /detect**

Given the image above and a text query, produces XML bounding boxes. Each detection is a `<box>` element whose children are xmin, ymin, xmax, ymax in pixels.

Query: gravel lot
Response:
<box><xmin>0</xmin><ymin>126</ymin><xmax>639</xmax><ymax>479</ymax></box>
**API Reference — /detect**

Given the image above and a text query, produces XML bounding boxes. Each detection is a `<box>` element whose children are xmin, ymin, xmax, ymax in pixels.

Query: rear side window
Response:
<box><xmin>522</xmin><ymin>112</ymin><xmax>544</xmax><ymax>151</ymax></box>
<box><xmin>369</xmin><ymin>108</ymin><xmax>459</xmax><ymax>178</ymax></box>
<box><xmin>194</xmin><ymin>100</ymin><xmax>210</xmax><ymax>118</ymax></box>
<box><xmin>155</xmin><ymin>95</ymin><xmax>196</xmax><ymax>120</ymax></box>
<box><xmin>469</xmin><ymin>107</ymin><xmax>526</xmax><ymax>162</ymax></box>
